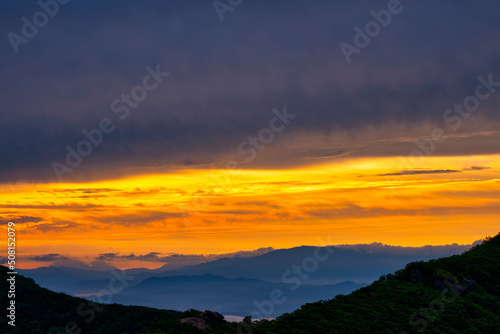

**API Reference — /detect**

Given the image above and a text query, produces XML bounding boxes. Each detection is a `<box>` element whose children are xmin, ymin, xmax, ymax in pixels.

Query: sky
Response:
<box><xmin>0</xmin><ymin>0</ymin><xmax>499</xmax><ymax>269</ymax></box>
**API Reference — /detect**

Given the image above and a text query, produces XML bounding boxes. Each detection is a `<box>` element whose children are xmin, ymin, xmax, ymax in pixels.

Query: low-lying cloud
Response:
<box><xmin>96</xmin><ymin>247</ymin><xmax>275</xmax><ymax>266</ymax></box>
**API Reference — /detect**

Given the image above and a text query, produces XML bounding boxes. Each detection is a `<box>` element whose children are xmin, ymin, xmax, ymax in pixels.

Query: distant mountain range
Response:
<box><xmin>157</xmin><ymin>243</ymin><xmax>479</xmax><ymax>284</ymax></box>
<box><xmin>15</xmin><ymin>241</ymin><xmax>478</xmax><ymax>317</ymax></box>
<box><xmin>2</xmin><ymin>233</ymin><xmax>498</xmax><ymax>333</ymax></box>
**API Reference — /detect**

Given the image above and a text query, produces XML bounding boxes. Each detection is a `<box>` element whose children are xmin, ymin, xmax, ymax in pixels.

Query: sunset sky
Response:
<box><xmin>1</xmin><ymin>0</ymin><xmax>499</xmax><ymax>269</ymax></box>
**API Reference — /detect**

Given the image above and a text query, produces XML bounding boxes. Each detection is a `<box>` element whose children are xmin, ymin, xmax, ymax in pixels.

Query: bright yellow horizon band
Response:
<box><xmin>1</xmin><ymin>154</ymin><xmax>499</xmax><ymax>269</ymax></box>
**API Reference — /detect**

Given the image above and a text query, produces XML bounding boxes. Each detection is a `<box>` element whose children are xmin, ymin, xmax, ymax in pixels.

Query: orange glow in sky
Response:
<box><xmin>1</xmin><ymin>154</ymin><xmax>499</xmax><ymax>269</ymax></box>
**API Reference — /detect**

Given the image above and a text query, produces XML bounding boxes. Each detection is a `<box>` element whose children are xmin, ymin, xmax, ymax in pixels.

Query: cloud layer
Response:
<box><xmin>1</xmin><ymin>0</ymin><xmax>500</xmax><ymax>182</ymax></box>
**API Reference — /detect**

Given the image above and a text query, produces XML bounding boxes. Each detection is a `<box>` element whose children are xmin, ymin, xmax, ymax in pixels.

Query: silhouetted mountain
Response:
<box><xmin>159</xmin><ymin>243</ymin><xmax>477</xmax><ymax>284</ymax></box>
<box><xmin>16</xmin><ymin>266</ymin><xmax>123</xmax><ymax>294</ymax></box>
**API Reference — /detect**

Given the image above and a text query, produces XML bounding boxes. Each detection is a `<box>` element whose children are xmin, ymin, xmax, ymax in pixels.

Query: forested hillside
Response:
<box><xmin>250</xmin><ymin>233</ymin><xmax>500</xmax><ymax>334</ymax></box>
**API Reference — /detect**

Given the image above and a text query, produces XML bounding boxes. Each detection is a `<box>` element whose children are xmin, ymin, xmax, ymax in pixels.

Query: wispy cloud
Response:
<box><xmin>92</xmin><ymin>211</ymin><xmax>186</xmax><ymax>227</ymax></box>
<box><xmin>380</xmin><ymin>169</ymin><xmax>461</xmax><ymax>176</ymax></box>
<box><xmin>29</xmin><ymin>220</ymin><xmax>81</xmax><ymax>234</ymax></box>
<box><xmin>306</xmin><ymin>203</ymin><xmax>500</xmax><ymax>220</ymax></box>
<box><xmin>302</xmin><ymin>150</ymin><xmax>352</xmax><ymax>160</ymax></box>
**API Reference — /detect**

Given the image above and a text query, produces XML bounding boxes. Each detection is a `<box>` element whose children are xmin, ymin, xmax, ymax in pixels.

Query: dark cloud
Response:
<box><xmin>380</xmin><ymin>169</ymin><xmax>461</xmax><ymax>176</ymax></box>
<box><xmin>234</xmin><ymin>201</ymin><xmax>273</xmax><ymax>206</ymax></box>
<box><xmin>207</xmin><ymin>210</ymin><xmax>262</xmax><ymax>215</ymax></box>
<box><xmin>302</xmin><ymin>150</ymin><xmax>352</xmax><ymax>160</ymax></box>
<box><xmin>464</xmin><ymin>166</ymin><xmax>492</xmax><ymax>171</ymax></box>
<box><xmin>97</xmin><ymin>252</ymin><xmax>162</xmax><ymax>262</ymax></box>
<box><xmin>36</xmin><ymin>188</ymin><xmax>119</xmax><ymax>194</ymax></box>
<box><xmin>0</xmin><ymin>204</ymin><xmax>106</xmax><ymax>210</ymax></box>
<box><xmin>1</xmin><ymin>0</ymin><xmax>500</xmax><ymax>182</ymax></box>
<box><xmin>0</xmin><ymin>215</ymin><xmax>43</xmax><ymax>225</ymax></box>
<box><xmin>27</xmin><ymin>253</ymin><xmax>70</xmax><ymax>262</ymax></box>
